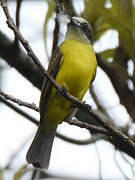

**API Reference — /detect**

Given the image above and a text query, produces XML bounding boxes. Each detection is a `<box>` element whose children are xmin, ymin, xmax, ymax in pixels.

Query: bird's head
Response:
<box><xmin>67</xmin><ymin>17</ymin><xmax>93</xmax><ymax>44</ymax></box>
<box><xmin>57</xmin><ymin>14</ymin><xmax>93</xmax><ymax>44</ymax></box>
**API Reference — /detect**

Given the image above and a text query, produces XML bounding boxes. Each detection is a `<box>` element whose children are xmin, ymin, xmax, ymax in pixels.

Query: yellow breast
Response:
<box><xmin>58</xmin><ymin>39</ymin><xmax>97</xmax><ymax>99</ymax></box>
<box><xmin>44</xmin><ymin>39</ymin><xmax>97</xmax><ymax>131</ymax></box>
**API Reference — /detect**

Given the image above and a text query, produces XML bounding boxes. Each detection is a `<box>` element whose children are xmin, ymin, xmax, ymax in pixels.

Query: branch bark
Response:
<box><xmin>0</xmin><ymin>88</ymin><xmax>38</xmax><ymax>111</ymax></box>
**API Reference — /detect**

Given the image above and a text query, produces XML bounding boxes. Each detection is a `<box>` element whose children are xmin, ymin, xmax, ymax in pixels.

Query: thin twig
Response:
<box><xmin>14</xmin><ymin>0</ymin><xmax>23</xmax><ymax>46</ymax></box>
<box><xmin>68</xmin><ymin>119</ymin><xmax>109</xmax><ymax>135</ymax></box>
<box><xmin>16</xmin><ymin>0</ymin><xmax>22</xmax><ymax>28</ymax></box>
<box><xmin>31</xmin><ymin>169</ymin><xmax>40</xmax><ymax>180</ymax></box>
<box><xmin>0</xmin><ymin>88</ymin><xmax>39</xmax><ymax>111</ymax></box>
<box><xmin>0</xmin><ymin>95</ymin><xmax>39</xmax><ymax>125</ymax></box>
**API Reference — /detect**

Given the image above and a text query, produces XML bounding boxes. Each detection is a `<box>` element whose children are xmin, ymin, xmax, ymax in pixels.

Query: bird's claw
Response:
<box><xmin>57</xmin><ymin>86</ymin><xmax>67</xmax><ymax>96</ymax></box>
<box><xmin>83</xmin><ymin>101</ymin><xmax>91</xmax><ymax>112</ymax></box>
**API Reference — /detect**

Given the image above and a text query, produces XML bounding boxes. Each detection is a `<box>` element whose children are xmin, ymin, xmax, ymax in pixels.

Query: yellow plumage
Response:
<box><xmin>44</xmin><ymin>39</ymin><xmax>97</xmax><ymax>131</ymax></box>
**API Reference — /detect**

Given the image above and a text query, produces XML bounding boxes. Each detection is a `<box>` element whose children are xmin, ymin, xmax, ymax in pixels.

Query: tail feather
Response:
<box><xmin>26</xmin><ymin>126</ymin><xmax>56</xmax><ymax>169</ymax></box>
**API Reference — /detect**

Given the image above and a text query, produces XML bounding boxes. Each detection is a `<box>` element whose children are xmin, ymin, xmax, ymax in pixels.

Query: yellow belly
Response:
<box><xmin>44</xmin><ymin>39</ymin><xmax>97</xmax><ymax>132</ymax></box>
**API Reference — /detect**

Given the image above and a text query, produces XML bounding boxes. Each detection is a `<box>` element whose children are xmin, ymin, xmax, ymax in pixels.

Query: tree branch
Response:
<box><xmin>14</xmin><ymin>0</ymin><xmax>23</xmax><ymax>46</ymax></box>
<box><xmin>0</xmin><ymin>95</ymin><xmax>39</xmax><ymax>125</ymax></box>
<box><xmin>0</xmin><ymin>88</ymin><xmax>38</xmax><ymax>111</ymax></box>
<box><xmin>68</xmin><ymin>118</ymin><xmax>109</xmax><ymax>135</ymax></box>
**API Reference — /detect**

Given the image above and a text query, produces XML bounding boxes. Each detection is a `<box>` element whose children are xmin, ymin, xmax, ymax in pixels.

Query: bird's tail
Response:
<box><xmin>26</xmin><ymin>126</ymin><xmax>56</xmax><ymax>169</ymax></box>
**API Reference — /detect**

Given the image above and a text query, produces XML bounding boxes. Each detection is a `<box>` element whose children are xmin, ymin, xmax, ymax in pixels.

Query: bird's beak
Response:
<box><xmin>70</xmin><ymin>17</ymin><xmax>80</xmax><ymax>26</ymax></box>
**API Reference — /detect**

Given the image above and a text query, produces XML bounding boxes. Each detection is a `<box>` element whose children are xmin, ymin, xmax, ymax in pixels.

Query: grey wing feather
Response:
<box><xmin>26</xmin><ymin>48</ymin><xmax>63</xmax><ymax>169</ymax></box>
<box><xmin>39</xmin><ymin>47</ymin><xmax>63</xmax><ymax>119</ymax></box>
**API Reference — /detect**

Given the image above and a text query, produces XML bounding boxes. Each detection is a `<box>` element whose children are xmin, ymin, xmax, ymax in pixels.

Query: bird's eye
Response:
<box><xmin>82</xmin><ymin>22</ymin><xmax>88</xmax><ymax>27</ymax></box>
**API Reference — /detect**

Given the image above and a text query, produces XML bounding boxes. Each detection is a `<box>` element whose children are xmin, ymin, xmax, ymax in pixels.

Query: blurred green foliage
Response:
<box><xmin>82</xmin><ymin>0</ymin><xmax>135</xmax><ymax>62</ymax></box>
<box><xmin>12</xmin><ymin>165</ymin><xmax>27</xmax><ymax>180</ymax></box>
<box><xmin>44</xmin><ymin>0</ymin><xmax>55</xmax><ymax>59</ymax></box>
<box><xmin>0</xmin><ymin>169</ymin><xmax>3</xmax><ymax>180</ymax></box>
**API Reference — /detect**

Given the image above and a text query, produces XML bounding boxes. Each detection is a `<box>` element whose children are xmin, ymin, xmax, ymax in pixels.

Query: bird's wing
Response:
<box><xmin>39</xmin><ymin>47</ymin><xmax>63</xmax><ymax>120</ymax></box>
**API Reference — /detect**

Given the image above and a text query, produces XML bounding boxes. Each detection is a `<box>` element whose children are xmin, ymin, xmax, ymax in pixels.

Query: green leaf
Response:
<box><xmin>82</xmin><ymin>0</ymin><xmax>112</xmax><ymax>41</ymax></box>
<box><xmin>99</xmin><ymin>48</ymin><xmax>116</xmax><ymax>59</ymax></box>
<box><xmin>111</xmin><ymin>0</ymin><xmax>133</xmax><ymax>17</ymax></box>
<box><xmin>43</xmin><ymin>0</ymin><xmax>56</xmax><ymax>60</ymax></box>
<box><xmin>13</xmin><ymin>165</ymin><xmax>27</xmax><ymax>180</ymax></box>
<box><xmin>83</xmin><ymin>0</ymin><xmax>106</xmax><ymax>25</ymax></box>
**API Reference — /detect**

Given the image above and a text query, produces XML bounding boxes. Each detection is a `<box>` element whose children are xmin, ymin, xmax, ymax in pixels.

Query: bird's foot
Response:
<box><xmin>57</xmin><ymin>86</ymin><xmax>67</xmax><ymax>96</ymax></box>
<box><xmin>83</xmin><ymin>101</ymin><xmax>91</xmax><ymax>112</ymax></box>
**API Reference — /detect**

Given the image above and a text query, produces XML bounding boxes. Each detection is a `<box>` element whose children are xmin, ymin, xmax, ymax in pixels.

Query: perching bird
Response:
<box><xmin>26</xmin><ymin>15</ymin><xmax>97</xmax><ymax>169</ymax></box>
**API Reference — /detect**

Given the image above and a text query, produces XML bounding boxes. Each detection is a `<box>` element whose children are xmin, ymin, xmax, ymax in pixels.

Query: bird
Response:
<box><xmin>26</xmin><ymin>15</ymin><xmax>97</xmax><ymax>169</ymax></box>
